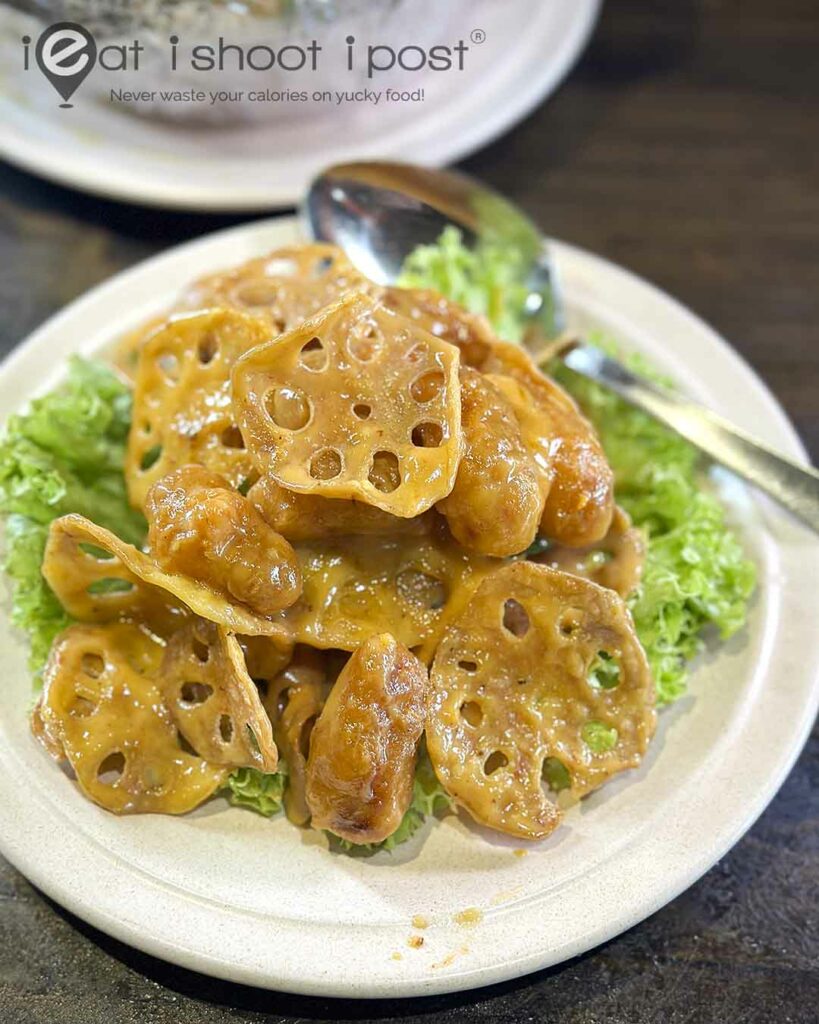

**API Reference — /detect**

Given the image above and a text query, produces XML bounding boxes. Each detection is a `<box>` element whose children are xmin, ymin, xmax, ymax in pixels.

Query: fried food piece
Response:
<box><xmin>427</xmin><ymin>561</ymin><xmax>656</xmax><ymax>840</ymax></box>
<box><xmin>263</xmin><ymin>647</ymin><xmax>333</xmax><ymax>826</ymax></box>
<box><xmin>240</xmin><ymin>634</ymin><xmax>294</xmax><ymax>682</ymax></box>
<box><xmin>531</xmin><ymin>507</ymin><xmax>645</xmax><ymax>598</ymax></box>
<box><xmin>437</xmin><ymin>367</ymin><xmax>544</xmax><ymax>557</ymax></box>
<box><xmin>248</xmin><ymin>475</ymin><xmax>432</xmax><ymax>542</ymax></box>
<box><xmin>161</xmin><ymin>619</ymin><xmax>278</xmax><ymax>772</ymax></box>
<box><xmin>483</xmin><ymin>342</ymin><xmax>615</xmax><ymax>547</ymax></box>
<box><xmin>126</xmin><ymin>309</ymin><xmax>272</xmax><ymax>510</ymax></box>
<box><xmin>231</xmin><ymin>292</ymin><xmax>463</xmax><ymax>518</ymax></box>
<box><xmin>305</xmin><ymin>634</ymin><xmax>428</xmax><ymax>845</ymax></box>
<box><xmin>43</xmin><ymin>514</ymin><xmax>289</xmax><ymax>639</ymax></box>
<box><xmin>34</xmin><ymin>623</ymin><xmax>227</xmax><ymax>814</ymax></box>
<box><xmin>146</xmin><ymin>466</ymin><xmax>301</xmax><ymax>617</ymax></box>
<box><xmin>382</xmin><ymin>287</ymin><xmax>496</xmax><ymax>368</ymax></box>
<box><xmin>179</xmin><ymin>244</ymin><xmax>374</xmax><ymax>330</ymax></box>
<box><xmin>280</xmin><ymin>527</ymin><xmax>496</xmax><ymax>652</ymax></box>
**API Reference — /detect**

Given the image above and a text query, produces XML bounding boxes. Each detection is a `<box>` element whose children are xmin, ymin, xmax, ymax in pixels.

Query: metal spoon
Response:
<box><xmin>304</xmin><ymin>160</ymin><xmax>819</xmax><ymax>533</ymax></box>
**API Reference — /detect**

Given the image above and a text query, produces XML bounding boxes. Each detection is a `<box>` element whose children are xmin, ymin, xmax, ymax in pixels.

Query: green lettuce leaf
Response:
<box><xmin>0</xmin><ymin>357</ymin><xmax>146</xmax><ymax>680</ymax></box>
<box><xmin>226</xmin><ymin>766</ymin><xmax>287</xmax><ymax>817</ymax></box>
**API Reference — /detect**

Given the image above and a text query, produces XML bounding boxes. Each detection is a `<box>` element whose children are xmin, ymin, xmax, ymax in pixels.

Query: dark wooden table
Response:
<box><xmin>1</xmin><ymin>1</ymin><xmax>817</xmax><ymax>1021</ymax></box>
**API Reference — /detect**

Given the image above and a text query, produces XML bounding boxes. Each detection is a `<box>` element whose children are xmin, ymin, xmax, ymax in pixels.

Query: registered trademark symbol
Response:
<box><xmin>471</xmin><ymin>28</ymin><xmax>486</xmax><ymax>45</ymax></box>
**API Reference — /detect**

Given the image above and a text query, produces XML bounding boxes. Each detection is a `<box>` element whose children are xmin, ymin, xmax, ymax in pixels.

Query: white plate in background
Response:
<box><xmin>0</xmin><ymin>216</ymin><xmax>816</xmax><ymax>997</ymax></box>
<box><xmin>0</xmin><ymin>0</ymin><xmax>601</xmax><ymax>211</ymax></box>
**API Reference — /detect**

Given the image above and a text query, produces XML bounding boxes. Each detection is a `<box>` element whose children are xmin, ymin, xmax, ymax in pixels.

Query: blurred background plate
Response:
<box><xmin>0</xmin><ymin>0</ymin><xmax>601</xmax><ymax>210</ymax></box>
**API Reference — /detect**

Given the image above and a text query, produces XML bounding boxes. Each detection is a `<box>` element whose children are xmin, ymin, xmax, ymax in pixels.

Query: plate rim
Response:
<box><xmin>0</xmin><ymin>0</ymin><xmax>601</xmax><ymax>211</ymax></box>
<box><xmin>0</xmin><ymin>215</ymin><xmax>816</xmax><ymax>999</ymax></box>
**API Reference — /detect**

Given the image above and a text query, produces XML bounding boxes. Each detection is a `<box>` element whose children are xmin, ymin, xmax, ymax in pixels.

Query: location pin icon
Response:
<box><xmin>35</xmin><ymin>22</ymin><xmax>96</xmax><ymax>108</ymax></box>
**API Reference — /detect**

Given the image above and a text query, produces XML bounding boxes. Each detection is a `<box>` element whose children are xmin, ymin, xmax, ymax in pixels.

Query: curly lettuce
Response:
<box><xmin>0</xmin><ymin>357</ymin><xmax>146</xmax><ymax>680</ymax></box>
<box><xmin>226</xmin><ymin>766</ymin><xmax>287</xmax><ymax>817</ymax></box>
<box><xmin>401</xmin><ymin>228</ymin><xmax>756</xmax><ymax>704</ymax></box>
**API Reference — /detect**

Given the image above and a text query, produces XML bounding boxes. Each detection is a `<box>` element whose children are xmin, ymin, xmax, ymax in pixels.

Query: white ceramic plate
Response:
<box><xmin>0</xmin><ymin>0</ymin><xmax>600</xmax><ymax>211</ymax></box>
<box><xmin>0</xmin><ymin>217</ymin><xmax>816</xmax><ymax>999</ymax></box>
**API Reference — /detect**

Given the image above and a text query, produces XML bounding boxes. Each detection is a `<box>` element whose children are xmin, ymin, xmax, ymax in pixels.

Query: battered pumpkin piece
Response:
<box><xmin>263</xmin><ymin>646</ymin><xmax>333</xmax><ymax>826</ymax></box>
<box><xmin>161</xmin><ymin>619</ymin><xmax>278</xmax><ymax>772</ymax></box>
<box><xmin>231</xmin><ymin>292</ymin><xmax>463</xmax><ymax>518</ymax></box>
<box><xmin>305</xmin><ymin>634</ymin><xmax>428</xmax><ymax>845</ymax></box>
<box><xmin>146</xmin><ymin>466</ymin><xmax>302</xmax><ymax>617</ymax></box>
<box><xmin>34</xmin><ymin>623</ymin><xmax>227</xmax><ymax>814</ymax></box>
<box><xmin>42</xmin><ymin>514</ymin><xmax>289</xmax><ymax>639</ymax></box>
<box><xmin>426</xmin><ymin>561</ymin><xmax>656</xmax><ymax>840</ymax></box>
<box><xmin>126</xmin><ymin>309</ymin><xmax>272</xmax><ymax>510</ymax></box>
<box><xmin>280</xmin><ymin>527</ymin><xmax>496</xmax><ymax>652</ymax></box>
<box><xmin>531</xmin><ymin>507</ymin><xmax>646</xmax><ymax>599</ymax></box>
<box><xmin>437</xmin><ymin>368</ymin><xmax>545</xmax><ymax>557</ymax></box>
<box><xmin>483</xmin><ymin>342</ymin><xmax>615</xmax><ymax>547</ymax></box>
<box><xmin>179</xmin><ymin>244</ymin><xmax>374</xmax><ymax>330</ymax></box>
<box><xmin>248</xmin><ymin>475</ymin><xmax>432</xmax><ymax>542</ymax></box>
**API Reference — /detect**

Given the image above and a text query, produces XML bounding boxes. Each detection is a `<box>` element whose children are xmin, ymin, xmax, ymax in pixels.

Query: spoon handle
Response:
<box><xmin>559</xmin><ymin>343</ymin><xmax>819</xmax><ymax>534</ymax></box>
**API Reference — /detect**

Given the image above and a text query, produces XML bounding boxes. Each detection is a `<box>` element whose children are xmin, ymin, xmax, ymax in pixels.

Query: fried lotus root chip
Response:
<box><xmin>282</xmin><ymin>529</ymin><xmax>495</xmax><ymax>652</ymax></box>
<box><xmin>483</xmin><ymin>342</ymin><xmax>615</xmax><ymax>547</ymax></box>
<box><xmin>179</xmin><ymin>244</ymin><xmax>374</xmax><ymax>331</ymax></box>
<box><xmin>146</xmin><ymin>466</ymin><xmax>302</xmax><ymax>616</ymax></box>
<box><xmin>247</xmin><ymin>475</ymin><xmax>432</xmax><ymax>542</ymax></box>
<box><xmin>231</xmin><ymin>292</ymin><xmax>463</xmax><ymax>518</ymax></box>
<box><xmin>531</xmin><ymin>507</ymin><xmax>646</xmax><ymax>599</ymax></box>
<box><xmin>35</xmin><ymin>623</ymin><xmax>227</xmax><ymax>814</ymax></box>
<box><xmin>42</xmin><ymin>514</ymin><xmax>289</xmax><ymax>639</ymax></box>
<box><xmin>437</xmin><ymin>368</ymin><xmax>545</xmax><ymax>557</ymax></box>
<box><xmin>382</xmin><ymin>287</ymin><xmax>498</xmax><ymax>368</ymax></box>
<box><xmin>427</xmin><ymin>561</ymin><xmax>656</xmax><ymax>840</ymax></box>
<box><xmin>126</xmin><ymin>308</ymin><xmax>272</xmax><ymax>509</ymax></box>
<box><xmin>305</xmin><ymin>634</ymin><xmax>428</xmax><ymax>845</ymax></box>
<box><xmin>161</xmin><ymin>619</ymin><xmax>278</xmax><ymax>771</ymax></box>
<box><xmin>263</xmin><ymin>647</ymin><xmax>333</xmax><ymax>826</ymax></box>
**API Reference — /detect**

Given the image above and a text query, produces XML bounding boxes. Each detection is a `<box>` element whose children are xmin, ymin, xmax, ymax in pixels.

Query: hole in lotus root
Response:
<box><xmin>348</xmin><ymin>320</ymin><xmax>383</xmax><ymax>362</ymax></box>
<box><xmin>140</xmin><ymin>444</ymin><xmax>162</xmax><ymax>471</ymax></box>
<box><xmin>411</xmin><ymin>421</ymin><xmax>443</xmax><ymax>448</ymax></box>
<box><xmin>192</xmin><ymin>637</ymin><xmax>209</xmax><ymax>663</ymax></box>
<box><xmin>458</xmin><ymin>659</ymin><xmax>478</xmax><ymax>673</ymax></box>
<box><xmin>266</xmin><ymin>387</ymin><xmax>311</xmax><ymax>430</ymax></box>
<box><xmin>299</xmin><ymin>337</ymin><xmax>327</xmax><ymax>372</ymax></box>
<box><xmin>197</xmin><ymin>333</ymin><xmax>218</xmax><ymax>365</ymax></box>
<box><xmin>310</xmin><ymin>448</ymin><xmax>343</xmax><ymax>480</ymax></box>
<box><xmin>313</xmin><ymin>255</ymin><xmax>334</xmax><ymax>277</ymax></box>
<box><xmin>405</xmin><ymin>342</ymin><xmax>429</xmax><ymax>365</ymax></box>
<box><xmin>460</xmin><ymin>701</ymin><xmax>482</xmax><ymax>727</ymax></box>
<box><xmin>410</xmin><ymin>370</ymin><xmax>444</xmax><ymax>403</ymax></box>
<box><xmin>503</xmin><ymin>599</ymin><xmax>530</xmax><ymax>637</ymax></box>
<box><xmin>79</xmin><ymin>543</ymin><xmax>115</xmax><ymax>561</ymax></box>
<box><xmin>233</xmin><ymin>281</ymin><xmax>280</xmax><ymax>308</ymax></box>
<box><xmin>81</xmin><ymin>652</ymin><xmax>105</xmax><ymax>678</ymax></box>
<box><xmin>484</xmin><ymin>750</ymin><xmax>508</xmax><ymax>775</ymax></box>
<box><xmin>218</xmin><ymin>715</ymin><xmax>234</xmax><ymax>743</ymax></box>
<box><xmin>543</xmin><ymin>757</ymin><xmax>571</xmax><ymax>792</ymax></box>
<box><xmin>71</xmin><ymin>695</ymin><xmax>95</xmax><ymax>717</ymax></box>
<box><xmin>589</xmin><ymin>652</ymin><xmax>621</xmax><ymax>690</ymax></box>
<box><xmin>220</xmin><ymin>425</ymin><xmax>245</xmax><ymax>449</ymax></box>
<box><xmin>86</xmin><ymin>578</ymin><xmax>135</xmax><ymax>596</ymax></box>
<box><xmin>396</xmin><ymin>569</ymin><xmax>447</xmax><ymax>611</ymax></box>
<box><xmin>156</xmin><ymin>351</ymin><xmax>180</xmax><ymax>381</ymax></box>
<box><xmin>368</xmin><ymin>450</ymin><xmax>401</xmax><ymax>493</ymax></box>
<box><xmin>352</xmin><ymin>402</ymin><xmax>372</xmax><ymax>420</ymax></box>
<box><xmin>180</xmin><ymin>682</ymin><xmax>213</xmax><ymax>706</ymax></box>
<box><xmin>97</xmin><ymin>751</ymin><xmax>125</xmax><ymax>784</ymax></box>
<box><xmin>558</xmin><ymin>609</ymin><xmax>583</xmax><ymax>637</ymax></box>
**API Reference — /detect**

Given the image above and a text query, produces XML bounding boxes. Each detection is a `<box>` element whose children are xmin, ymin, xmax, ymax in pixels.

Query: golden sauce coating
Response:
<box><xmin>179</xmin><ymin>244</ymin><xmax>373</xmax><ymax>331</ymax></box>
<box><xmin>531</xmin><ymin>507</ymin><xmax>645</xmax><ymax>599</ymax></box>
<box><xmin>231</xmin><ymin>292</ymin><xmax>463</xmax><ymax>518</ymax></box>
<box><xmin>306</xmin><ymin>634</ymin><xmax>428</xmax><ymax>845</ymax></box>
<box><xmin>280</xmin><ymin>527</ymin><xmax>496</xmax><ymax>653</ymax></box>
<box><xmin>127</xmin><ymin>309</ymin><xmax>272</xmax><ymax>510</ymax></box>
<box><xmin>382</xmin><ymin>287</ymin><xmax>496</xmax><ymax>368</ymax></box>
<box><xmin>263</xmin><ymin>646</ymin><xmax>333</xmax><ymax>826</ymax></box>
<box><xmin>483</xmin><ymin>342</ymin><xmax>615</xmax><ymax>547</ymax></box>
<box><xmin>248</xmin><ymin>475</ymin><xmax>432</xmax><ymax>542</ymax></box>
<box><xmin>437</xmin><ymin>368</ymin><xmax>545</xmax><ymax>557</ymax></box>
<box><xmin>146</xmin><ymin>466</ymin><xmax>302</xmax><ymax>617</ymax></box>
<box><xmin>161</xmin><ymin>619</ymin><xmax>278</xmax><ymax>772</ymax></box>
<box><xmin>34</xmin><ymin>623</ymin><xmax>227</xmax><ymax>814</ymax></box>
<box><xmin>427</xmin><ymin>561</ymin><xmax>656</xmax><ymax>840</ymax></box>
<box><xmin>43</xmin><ymin>514</ymin><xmax>289</xmax><ymax>639</ymax></box>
